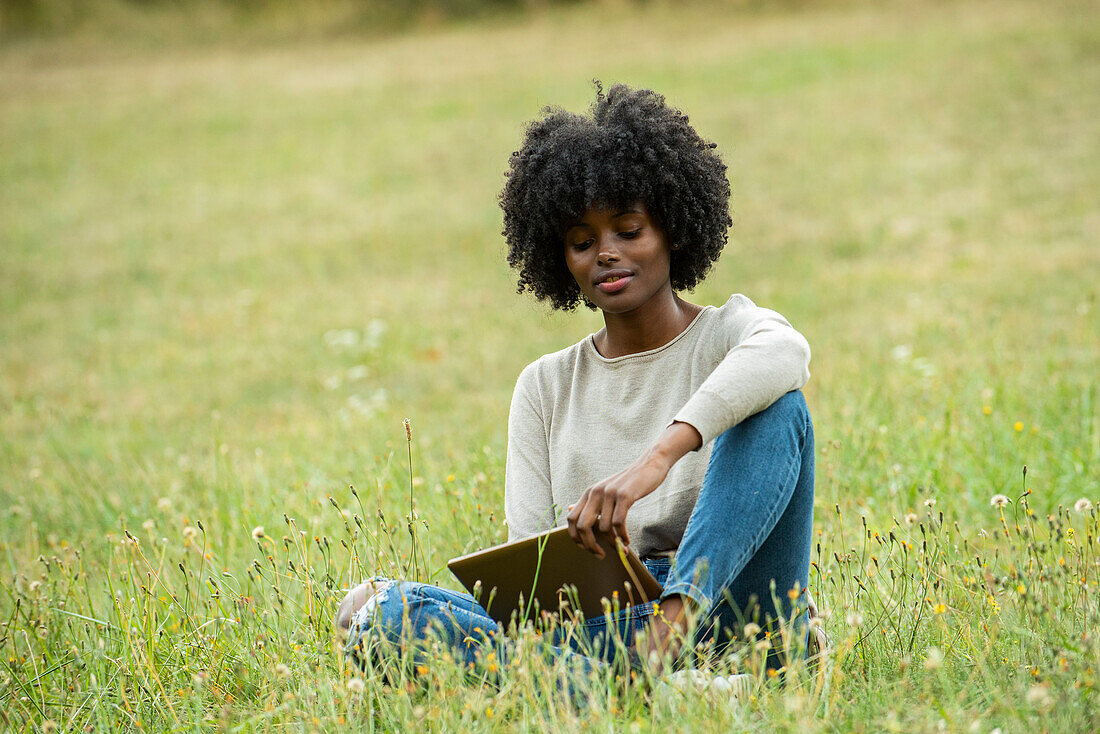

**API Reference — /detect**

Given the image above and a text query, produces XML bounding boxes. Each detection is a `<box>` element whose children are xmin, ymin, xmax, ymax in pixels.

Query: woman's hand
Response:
<box><xmin>566</xmin><ymin>421</ymin><xmax>702</xmax><ymax>557</ymax></box>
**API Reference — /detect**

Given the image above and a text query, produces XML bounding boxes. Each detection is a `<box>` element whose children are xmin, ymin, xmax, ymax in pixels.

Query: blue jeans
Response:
<box><xmin>346</xmin><ymin>390</ymin><xmax>814</xmax><ymax>673</ymax></box>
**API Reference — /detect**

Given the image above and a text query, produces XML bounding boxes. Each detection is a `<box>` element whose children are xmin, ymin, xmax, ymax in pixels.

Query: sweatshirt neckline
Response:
<box><xmin>584</xmin><ymin>305</ymin><xmax>713</xmax><ymax>364</ymax></box>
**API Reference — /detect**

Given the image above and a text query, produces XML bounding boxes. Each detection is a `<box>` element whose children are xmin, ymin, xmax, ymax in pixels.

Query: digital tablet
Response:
<box><xmin>447</xmin><ymin>526</ymin><xmax>663</xmax><ymax>626</ymax></box>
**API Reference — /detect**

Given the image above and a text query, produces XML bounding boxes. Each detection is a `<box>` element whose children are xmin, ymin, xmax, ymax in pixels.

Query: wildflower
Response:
<box><xmin>183</xmin><ymin>526</ymin><xmax>198</xmax><ymax>540</ymax></box>
<box><xmin>904</xmin><ymin>513</ymin><xmax>918</xmax><ymax>525</ymax></box>
<box><xmin>982</xmin><ymin>405</ymin><xmax>992</xmax><ymax>415</ymax></box>
<box><xmin>251</xmin><ymin>526</ymin><xmax>265</xmax><ymax>540</ymax></box>
<box><xmin>924</xmin><ymin>646</ymin><xmax>943</xmax><ymax>670</ymax></box>
<box><xmin>846</xmin><ymin>611</ymin><xmax>864</xmax><ymax>628</ymax></box>
<box><xmin>743</xmin><ymin>623</ymin><xmax>761</xmax><ymax>637</ymax></box>
<box><xmin>1074</xmin><ymin>498</ymin><xmax>1094</xmax><ymax>513</ymax></box>
<box><xmin>142</xmin><ymin>519</ymin><xmax>155</xmax><ymax>531</ymax></box>
<box><xmin>923</xmin><ymin>498</ymin><xmax>936</xmax><ymax>508</ymax></box>
<box><xmin>1026</xmin><ymin>684</ymin><xmax>1052</xmax><ymax>708</ymax></box>
<box><xmin>1017</xmin><ymin>584</ymin><xmax>1027</xmax><ymax>596</ymax></box>
<box><xmin>346</xmin><ymin>678</ymin><xmax>365</xmax><ymax>693</ymax></box>
<box><xmin>1014</xmin><ymin>421</ymin><xmax>1024</xmax><ymax>432</ymax></box>
<box><xmin>754</xmin><ymin>639</ymin><xmax>772</xmax><ymax>652</ymax></box>
<box><xmin>933</xmin><ymin>603</ymin><xmax>947</xmax><ymax>615</ymax></box>
<box><xmin>157</xmin><ymin>497</ymin><xmax>172</xmax><ymax>512</ymax></box>
<box><xmin>990</xmin><ymin>494</ymin><xmax>1009</xmax><ymax>508</ymax></box>
<box><xmin>275</xmin><ymin>663</ymin><xmax>291</xmax><ymax>677</ymax></box>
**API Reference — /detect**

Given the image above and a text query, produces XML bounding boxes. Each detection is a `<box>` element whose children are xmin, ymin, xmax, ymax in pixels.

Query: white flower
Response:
<box><xmin>142</xmin><ymin>519</ymin><xmax>155</xmax><ymax>531</ymax></box>
<box><xmin>990</xmin><ymin>494</ymin><xmax>1009</xmax><ymax>508</ymax></box>
<box><xmin>904</xmin><ymin>513</ymin><xmax>918</xmax><ymax>525</ymax></box>
<box><xmin>251</xmin><ymin>526</ymin><xmax>265</xmax><ymax>540</ymax></box>
<box><xmin>924</xmin><ymin>646</ymin><xmax>943</xmax><ymax>670</ymax></box>
<box><xmin>157</xmin><ymin>497</ymin><xmax>172</xmax><ymax>512</ymax></box>
<box><xmin>923</xmin><ymin>498</ymin><xmax>936</xmax><ymax>508</ymax></box>
<box><xmin>1074</xmin><ymin>498</ymin><xmax>1093</xmax><ymax>513</ymax></box>
<box><xmin>183</xmin><ymin>526</ymin><xmax>198</xmax><ymax>540</ymax></box>
<box><xmin>346</xmin><ymin>677</ymin><xmax>365</xmax><ymax>693</ymax></box>
<box><xmin>1026</xmin><ymin>684</ymin><xmax>1052</xmax><ymax>708</ymax></box>
<box><xmin>891</xmin><ymin>344</ymin><xmax>912</xmax><ymax>361</ymax></box>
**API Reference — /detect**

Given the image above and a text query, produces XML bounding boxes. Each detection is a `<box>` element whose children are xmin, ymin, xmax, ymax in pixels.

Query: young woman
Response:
<box><xmin>339</xmin><ymin>84</ymin><xmax>815</xmax><ymax>676</ymax></box>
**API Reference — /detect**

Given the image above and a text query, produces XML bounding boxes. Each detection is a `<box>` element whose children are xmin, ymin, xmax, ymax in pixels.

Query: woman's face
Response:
<box><xmin>563</xmin><ymin>203</ymin><xmax>673</xmax><ymax>315</ymax></box>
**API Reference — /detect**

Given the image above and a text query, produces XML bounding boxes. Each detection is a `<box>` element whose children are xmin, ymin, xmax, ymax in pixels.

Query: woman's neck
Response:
<box><xmin>593</xmin><ymin>292</ymin><xmax>703</xmax><ymax>359</ymax></box>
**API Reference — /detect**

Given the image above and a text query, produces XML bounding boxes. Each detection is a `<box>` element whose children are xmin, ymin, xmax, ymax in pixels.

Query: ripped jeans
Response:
<box><xmin>346</xmin><ymin>390</ymin><xmax>814</xmax><ymax>673</ymax></box>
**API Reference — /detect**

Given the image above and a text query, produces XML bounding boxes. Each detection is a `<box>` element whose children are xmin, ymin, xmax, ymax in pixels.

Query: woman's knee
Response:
<box><xmin>712</xmin><ymin>390</ymin><xmax>811</xmax><ymax>456</ymax></box>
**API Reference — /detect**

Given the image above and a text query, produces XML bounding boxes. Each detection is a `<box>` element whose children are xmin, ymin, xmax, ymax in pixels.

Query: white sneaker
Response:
<box><xmin>653</xmin><ymin>669</ymin><xmax>753</xmax><ymax>707</ymax></box>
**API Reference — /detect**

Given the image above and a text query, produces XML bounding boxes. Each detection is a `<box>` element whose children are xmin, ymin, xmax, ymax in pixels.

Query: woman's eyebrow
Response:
<box><xmin>613</xmin><ymin>208</ymin><xmax>642</xmax><ymax>218</ymax></box>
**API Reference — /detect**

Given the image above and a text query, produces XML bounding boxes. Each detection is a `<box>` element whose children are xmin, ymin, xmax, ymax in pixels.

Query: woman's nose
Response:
<box><xmin>597</xmin><ymin>238</ymin><xmax>620</xmax><ymax>264</ymax></box>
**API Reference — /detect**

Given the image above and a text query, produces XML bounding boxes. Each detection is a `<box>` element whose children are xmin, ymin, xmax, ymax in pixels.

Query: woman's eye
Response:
<box><xmin>620</xmin><ymin>229</ymin><xmax>641</xmax><ymax>239</ymax></box>
<box><xmin>572</xmin><ymin>239</ymin><xmax>593</xmax><ymax>250</ymax></box>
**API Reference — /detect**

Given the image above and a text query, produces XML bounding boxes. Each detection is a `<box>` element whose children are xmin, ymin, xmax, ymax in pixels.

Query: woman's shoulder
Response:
<box><xmin>514</xmin><ymin>335</ymin><xmax>590</xmax><ymax>392</ymax></box>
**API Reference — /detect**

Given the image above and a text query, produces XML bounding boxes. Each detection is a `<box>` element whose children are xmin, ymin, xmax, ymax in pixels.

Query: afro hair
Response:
<box><xmin>500</xmin><ymin>83</ymin><xmax>732</xmax><ymax>311</ymax></box>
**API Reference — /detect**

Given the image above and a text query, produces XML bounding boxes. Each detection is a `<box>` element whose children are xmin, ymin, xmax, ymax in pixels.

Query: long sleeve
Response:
<box><xmin>504</xmin><ymin>362</ymin><xmax>556</xmax><ymax>541</ymax></box>
<box><xmin>673</xmin><ymin>295</ymin><xmax>811</xmax><ymax>446</ymax></box>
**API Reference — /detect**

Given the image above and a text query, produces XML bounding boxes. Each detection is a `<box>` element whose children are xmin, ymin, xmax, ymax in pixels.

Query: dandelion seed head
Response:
<box><xmin>904</xmin><ymin>513</ymin><xmax>918</xmax><ymax>525</ymax></box>
<box><xmin>252</xmin><ymin>526</ymin><xmax>265</xmax><ymax>540</ymax></box>
<box><xmin>346</xmin><ymin>677</ymin><xmax>365</xmax><ymax>693</ymax></box>
<box><xmin>275</xmin><ymin>663</ymin><xmax>291</xmax><ymax>677</ymax></box>
<box><xmin>1074</xmin><ymin>498</ymin><xmax>1093</xmax><ymax>513</ymax></box>
<box><xmin>157</xmin><ymin>497</ymin><xmax>171</xmax><ymax>512</ymax></box>
<box><xmin>742</xmin><ymin>622</ymin><xmax>761</xmax><ymax>637</ymax></box>
<box><xmin>754</xmin><ymin>639</ymin><xmax>772</xmax><ymax>652</ymax></box>
<box><xmin>845</xmin><ymin>611</ymin><xmax>864</xmax><ymax>628</ymax></box>
<box><xmin>990</xmin><ymin>494</ymin><xmax>1009</xmax><ymax>508</ymax></box>
<box><xmin>1026</xmin><ymin>684</ymin><xmax>1052</xmax><ymax>708</ymax></box>
<box><xmin>142</xmin><ymin>519</ymin><xmax>155</xmax><ymax>531</ymax></box>
<box><xmin>923</xmin><ymin>498</ymin><xmax>936</xmax><ymax>508</ymax></box>
<box><xmin>924</xmin><ymin>646</ymin><xmax>943</xmax><ymax>670</ymax></box>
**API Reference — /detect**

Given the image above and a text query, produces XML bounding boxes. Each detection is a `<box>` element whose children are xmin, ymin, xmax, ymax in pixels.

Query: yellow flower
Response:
<box><xmin>1014</xmin><ymin>421</ymin><xmax>1024</xmax><ymax>432</ymax></box>
<box><xmin>1017</xmin><ymin>584</ymin><xmax>1027</xmax><ymax>595</ymax></box>
<box><xmin>933</xmin><ymin>603</ymin><xmax>947</xmax><ymax>615</ymax></box>
<box><xmin>982</xmin><ymin>405</ymin><xmax>992</xmax><ymax>415</ymax></box>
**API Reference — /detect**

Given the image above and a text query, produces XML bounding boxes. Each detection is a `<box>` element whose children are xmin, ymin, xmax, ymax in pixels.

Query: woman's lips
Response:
<box><xmin>596</xmin><ymin>275</ymin><xmax>633</xmax><ymax>293</ymax></box>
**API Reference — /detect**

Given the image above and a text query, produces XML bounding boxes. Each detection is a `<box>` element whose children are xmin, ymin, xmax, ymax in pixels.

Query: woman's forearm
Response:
<box><xmin>645</xmin><ymin>420</ymin><xmax>703</xmax><ymax>472</ymax></box>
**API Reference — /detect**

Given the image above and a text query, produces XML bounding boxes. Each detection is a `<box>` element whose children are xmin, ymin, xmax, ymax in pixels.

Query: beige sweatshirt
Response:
<box><xmin>504</xmin><ymin>294</ymin><xmax>811</xmax><ymax>559</ymax></box>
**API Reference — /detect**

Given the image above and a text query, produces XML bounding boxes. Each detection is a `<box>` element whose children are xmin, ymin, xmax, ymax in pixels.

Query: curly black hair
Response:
<box><xmin>500</xmin><ymin>83</ymin><xmax>732</xmax><ymax>311</ymax></box>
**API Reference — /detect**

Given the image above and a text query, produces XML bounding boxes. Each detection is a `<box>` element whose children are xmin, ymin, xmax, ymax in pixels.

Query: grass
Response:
<box><xmin>2</xmin><ymin>0</ymin><xmax>1099</xmax><ymax>730</ymax></box>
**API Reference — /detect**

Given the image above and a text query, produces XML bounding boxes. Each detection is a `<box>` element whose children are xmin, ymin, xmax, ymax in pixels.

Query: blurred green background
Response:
<box><xmin>2</xmin><ymin>0</ymin><xmax>1099</xmax><ymax>729</ymax></box>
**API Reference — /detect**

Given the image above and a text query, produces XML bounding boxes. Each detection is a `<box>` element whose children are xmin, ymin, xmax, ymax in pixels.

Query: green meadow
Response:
<box><xmin>2</xmin><ymin>0</ymin><xmax>1098</xmax><ymax>730</ymax></box>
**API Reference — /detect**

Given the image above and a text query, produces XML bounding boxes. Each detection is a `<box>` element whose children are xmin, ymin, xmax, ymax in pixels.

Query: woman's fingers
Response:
<box><xmin>611</xmin><ymin>501</ymin><xmax>631</xmax><ymax>546</ymax></box>
<box><xmin>567</xmin><ymin>488</ymin><xmax>606</xmax><ymax>558</ymax></box>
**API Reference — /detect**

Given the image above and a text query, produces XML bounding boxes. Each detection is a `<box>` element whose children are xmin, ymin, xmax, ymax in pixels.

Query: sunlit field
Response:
<box><xmin>2</xmin><ymin>0</ymin><xmax>1099</xmax><ymax>730</ymax></box>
